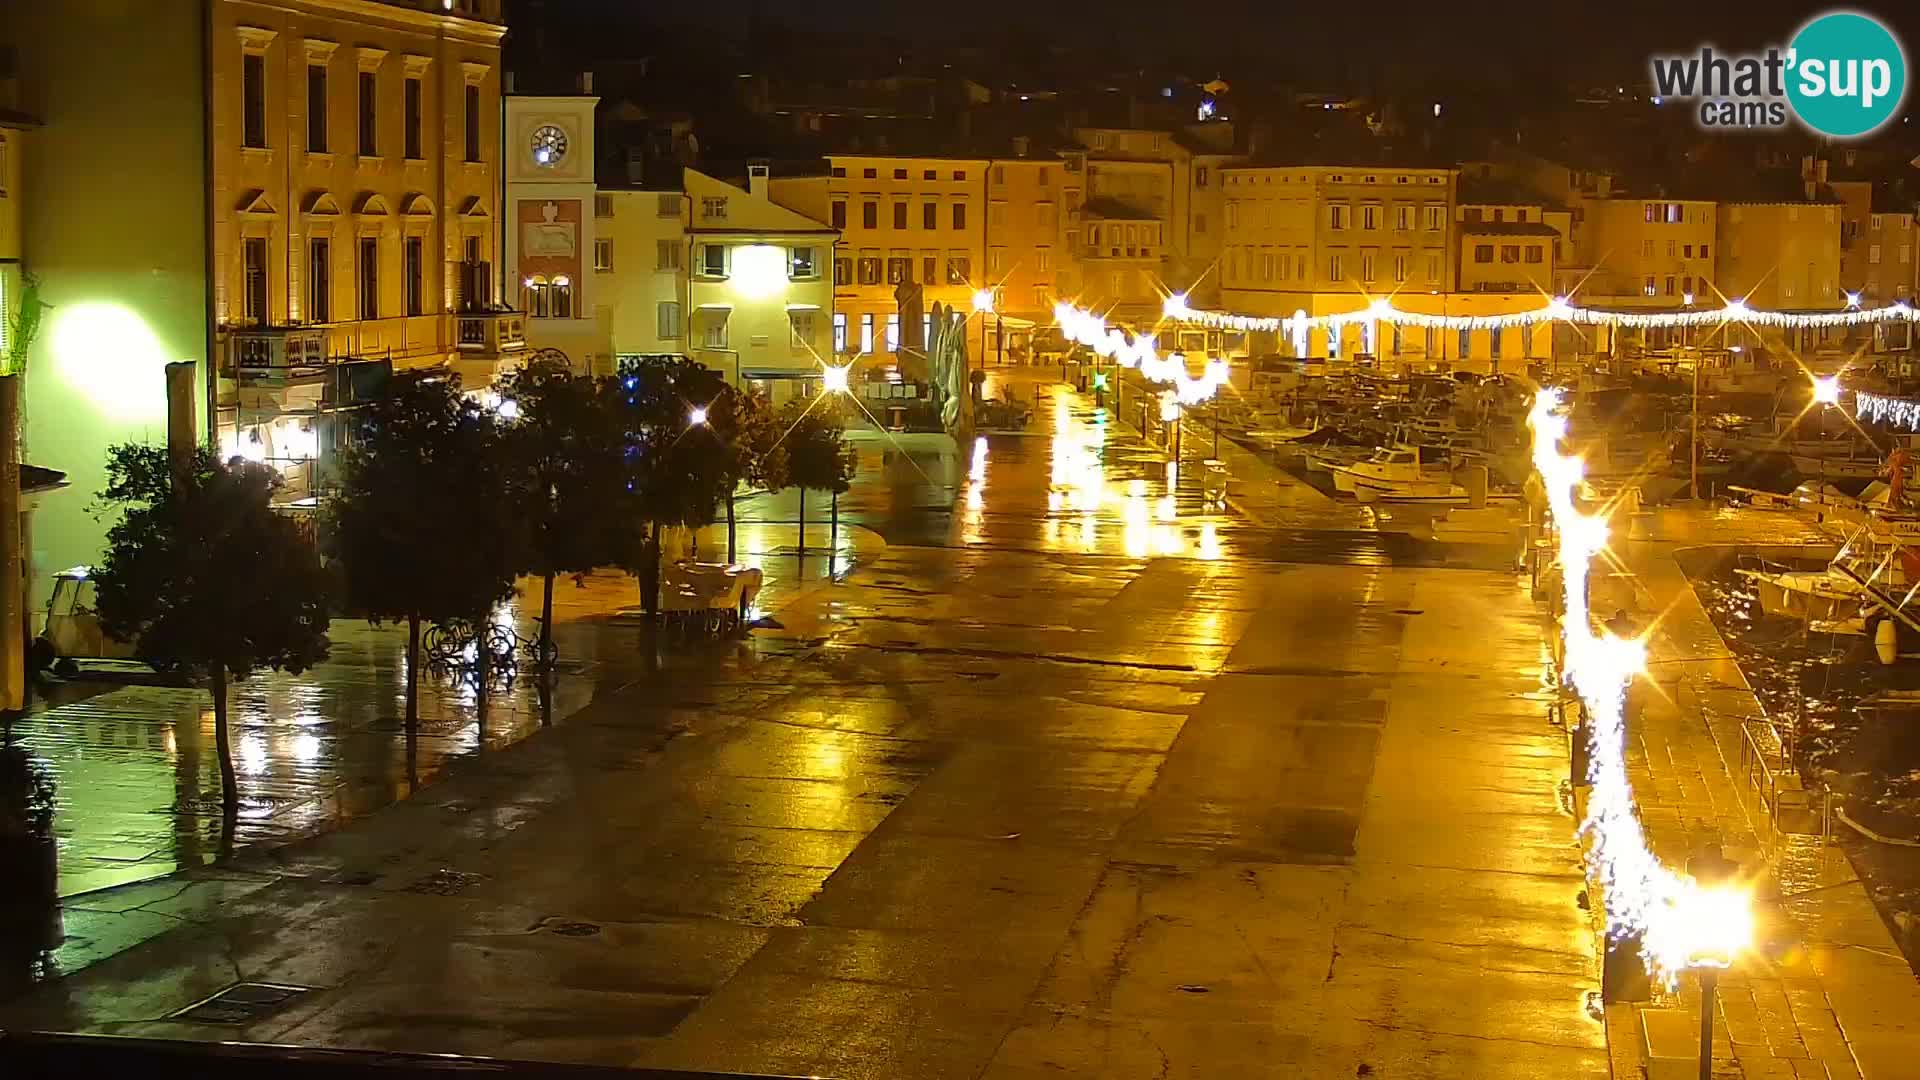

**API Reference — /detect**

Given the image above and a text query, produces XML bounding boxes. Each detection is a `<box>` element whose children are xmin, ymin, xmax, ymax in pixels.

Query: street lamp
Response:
<box><xmin>1812</xmin><ymin>375</ymin><xmax>1841</xmax><ymax>406</ymax></box>
<box><xmin>820</xmin><ymin>361</ymin><xmax>852</xmax><ymax>395</ymax></box>
<box><xmin>688</xmin><ymin>405</ymin><xmax>708</xmax><ymax>426</ymax></box>
<box><xmin>973</xmin><ymin>288</ymin><xmax>1003</xmax><ymax>367</ymax></box>
<box><xmin>1680</xmin><ymin>850</ymin><xmax>1750</xmax><ymax>1080</ymax></box>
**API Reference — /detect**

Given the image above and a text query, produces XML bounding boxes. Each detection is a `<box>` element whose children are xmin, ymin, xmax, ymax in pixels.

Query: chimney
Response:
<box><xmin>1012</xmin><ymin>135</ymin><xmax>1031</xmax><ymax>158</ymax></box>
<box><xmin>747</xmin><ymin>162</ymin><xmax>770</xmax><ymax>200</ymax></box>
<box><xmin>580</xmin><ymin>71</ymin><xmax>593</xmax><ymax>95</ymax></box>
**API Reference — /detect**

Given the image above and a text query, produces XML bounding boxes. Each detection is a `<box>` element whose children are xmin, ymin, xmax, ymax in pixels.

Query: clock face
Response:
<box><xmin>530</xmin><ymin>125</ymin><xmax>568</xmax><ymax>167</ymax></box>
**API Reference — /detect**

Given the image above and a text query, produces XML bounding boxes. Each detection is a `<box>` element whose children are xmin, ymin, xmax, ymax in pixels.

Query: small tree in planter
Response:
<box><xmin>705</xmin><ymin>384</ymin><xmax>787</xmax><ymax>564</ymax></box>
<box><xmin>610</xmin><ymin>356</ymin><xmax>735</xmax><ymax>614</ymax></box>
<box><xmin>91</xmin><ymin>445</ymin><xmax>332</xmax><ymax>812</ymax></box>
<box><xmin>781</xmin><ymin>397</ymin><xmax>859</xmax><ymax>559</ymax></box>
<box><xmin>325</xmin><ymin>371</ymin><xmax>524</xmax><ymax>726</ymax></box>
<box><xmin>497</xmin><ymin>360</ymin><xmax>633</xmax><ymax>667</ymax></box>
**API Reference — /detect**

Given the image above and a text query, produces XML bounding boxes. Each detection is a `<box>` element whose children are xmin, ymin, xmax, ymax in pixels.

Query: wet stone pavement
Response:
<box><xmin>1</xmin><ymin>380</ymin><xmax>1604</xmax><ymax>1078</ymax></box>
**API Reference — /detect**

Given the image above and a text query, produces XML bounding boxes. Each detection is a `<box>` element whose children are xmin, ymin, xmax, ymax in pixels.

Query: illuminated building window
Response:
<box><xmin>1490</xmin><ymin>327</ymin><xmax>1503</xmax><ymax>358</ymax></box>
<box><xmin>405</xmin><ymin>237</ymin><xmax>424</xmax><ymax>316</ymax></box>
<box><xmin>594</xmin><ymin>239</ymin><xmax>613</xmax><ymax>272</ymax></box>
<box><xmin>702</xmin><ymin>244</ymin><xmax>728</xmax><ymax>277</ymax></box>
<box><xmin>1457</xmin><ymin>328</ymin><xmax>1469</xmax><ymax>358</ymax></box>
<box><xmin>790</xmin><ymin>311</ymin><xmax>817</xmax><ymax>350</ymax></box>
<box><xmin>404</xmin><ymin>76</ymin><xmax>423</xmax><ymax>160</ymax></box>
<box><xmin>834</xmin><ymin>258</ymin><xmax>851</xmax><ymax>285</ymax></box>
<box><xmin>243</xmin><ymin>238</ymin><xmax>269</xmax><ymax>325</ymax></box>
<box><xmin>465</xmin><ymin>85</ymin><xmax>481</xmax><ymax>162</ymax></box>
<box><xmin>886</xmin><ymin>314</ymin><xmax>900</xmax><ymax>351</ymax></box>
<box><xmin>789</xmin><ymin>246</ymin><xmax>817</xmax><ymax>279</ymax></box>
<box><xmin>702</xmin><ymin>197</ymin><xmax>729</xmax><ymax>222</ymax></box>
<box><xmin>308</xmin><ymin>239</ymin><xmax>330</xmax><ymax>323</ymax></box>
<box><xmin>307</xmin><ymin>65</ymin><xmax>328</xmax><ymax>152</ymax></box>
<box><xmin>858</xmin><ymin>256</ymin><xmax>881</xmax><ymax>285</ymax></box>
<box><xmin>358</xmin><ymin>71</ymin><xmax>377</xmax><ymax>156</ymax></box>
<box><xmin>922</xmin><ymin>255</ymin><xmax>937</xmax><ymax>283</ymax></box>
<box><xmin>550</xmin><ymin>278</ymin><xmax>573</xmax><ymax>319</ymax></box>
<box><xmin>947</xmin><ymin>255</ymin><xmax>970</xmax><ymax>284</ymax></box>
<box><xmin>242</xmin><ymin>54</ymin><xmax>267</xmax><ymax>149</ymax></box>
<box><xmin>886</xmin><ymin>256</ymin><xmax>909</xmax><ymax>285</ymax></box>
<box><xmin>832</xmin><ymin>312</ymin><xmax>846</xmax><ymax>352</ymax></box>
<box><xmin>523</xmin><ymin>276</ymin><xmax>548</xmax><ymax>318</ymax></box>
<box><xmin>859</xmin><ymin>313</ymin><xmax>873</xmax><ymax>353</ymax></box>
<box><xmin>699</xmin><ymin>310</ymin><xmax>728</xmax><ymax>349</ymax></box>
<box><xmin>358</xmin><ymin>237</ymin><xmax>380</xmax><ymax>319</ymax></box>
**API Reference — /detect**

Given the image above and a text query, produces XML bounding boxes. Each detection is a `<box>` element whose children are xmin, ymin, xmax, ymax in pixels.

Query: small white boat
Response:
<box><xmin>1333</xmin><ymin>445</ymin><xmax>1470</xmax><ymax>505</ymax></box>
<box><xmin>1737</xmin><ymin>544</ymin><xmax>1916</xmax><ymax>620</ymax></box>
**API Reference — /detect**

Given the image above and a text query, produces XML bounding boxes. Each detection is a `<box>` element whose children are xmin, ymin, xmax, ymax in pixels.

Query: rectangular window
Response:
<box><xmin>833</xmin><ymin>312</ymin><xmax>847</xmax><ymax>352</ymax></box>
<box><xmin>243</xmin><ymin>53</ymin><xmax>266</xmax><ymax>149</ymax></box>
<box><xmin>1474</xmin><ymin>244</ymin><xmax>1494</xmax><ymax>264</ymax></box>
<box><xmin>657</xmin><ymin>301</ymin><xmax>681</xmax><ymax>338</ymax></box>
<box><xmin>992</xmin><ymin>165</ymin><xmax>1006</xmax><ymax>185</ymax></box>
<box><xmin>1700</xmin><ymin>244</ymin><xmax>1710</xmax><ymax>260</ymax></box>
<box><xmin>358</xmin><ymin>71</ymin><xmax>377</xmax><ymax>156</ymax></box>
<box><xmin>243</xmin><ymin>237</ymin><xmax>268</xmax><ymax>324</ymax></box>
<box><xmin>700</xmin><ymin>311</ymin><xmax>728</xmax><ymax>349</ymax></box>
<box><xmin>1645</xmin><ymin>203</ymin><xmax>1657</xmax><ymax>223</ymax></box>
<box><xmin>1525</xmin><ymin>245</ymin><xmax>1543</xmax><ymax>264</ymax></box>
<box><xmin>1193</xmin><ymin>213</ymin><xmax>1207</xmax><ymax>235</ymax></box>
<box><xmin>656</xmin><ymin>239</ymin><xmax>682</xmax><ymax>271</ymax></box>
<box><xmin>894</xmin><ymin>168</ymin><xmax>908</xmax><ymax>180</ymax></box>
<box><xmin>1396</xmin><ymin>205</ymin><xmax>1413</xmax><ymax>231</ymax></box>
<box><xmin>594</xmin><ymin>238</ymin><xmax>613</xmax><ymax>272</ymax></box>
<box><xmin>1036</xmin><ymin>248</ymin><xmax>1052</xmax><ymax>273</ymax></box>
<box><xmin>831</xmin><ymin>201</ymin><xmax>847</xmax><ymax>229</ymax></box>
<box><xmin>1459</xmin><ymin>328</ymin><xmax>1471</xmax><ymax>358</ymax></box>
<box><xmin>1195</xmin><ymin>165</ymin><xmax>1209</xmax><ymax>188</ymax></box>
<box><xmin>1360</xmin><ymin>252</ymin><xmax>1376</xmax><ymax>281</ymax></box>
<box><xmin>307</xmin><ymin>64</ymin><xmax>328</xmax><ymax>152</ymax></box>
<box><xmin>1667</xmin><ymin>203</ymin><xmax>1683</xmax><ymax>223</ymax></box>
<box><xmin>464</xmin><ymin>84</ymin><xmax>481</xmax><ymax>162</ymax></box>
<box><xmin>308</xmin><ymin>238</ymin><xmax>330</xmax><ymax>322</ymax></box>
<box><xmin>1641</xmin><ymin>239</ymin><xmax>1654</xmax><ymax>257</ymax></box>
<box><xmin>860</xmin><ymin>313</ymin><xmax>874</xmax><ymax>353</ymax></box>
<box><xmin>1666</xmin><ymin>240</ymin><xmax>1677</xmax><ymax>257</ymax></box>
<box><xmin>1393</xmin><ymin>254</ymin><xmax>1407</xmax><ymax>282</ymax></box>
<box><xmin>862</xmin><ymin>201</ymin><xmax>878</xmax><ymax>229</ymax></box>
<box><xmin>886</xmin><ymin>256</ymin><xmax>910</xmax><ymax>284</ymax></box>
<box><xmin>357</xmin><ymin>236</ymin><xmax>379</xmax><ymax>319</ymax></box>
<box><xmin>989</xmin><ymin>247</ymin><xmax>1006</xmax><ymax>274</ymax></box>
<box><xmin>1870</xmin><ymin>244</ymin><xmax>1883</xmax><ymax>264</ymax></box>
<box><xmin>1683</xmin><ymin>244</ymin><xmax>1693</xmax><ymax>258</ymax></box>
<box><xmin>923</xmin><ymin>202</ymin><xmax>938</xmax><ymax>229</ymax></box>
<box><xmin>1500</xmin><ymin>245</ymin><xmax>1520</xmax><ymax>263</ymax></box>
<box><xmin>947</xmin><ymin>255</ymin><xmax>970</xmax><ymax>284</ymax></box>
<box><xmin>1329</xmin><ymin>254</ymin><xmax>1343</xmax><ymax>280</ymax></box>
<box><xmin>834</xmin><ymin>258</ymin><xmax>851</xmax><ymax>286</ymax></box>
<box><xmin>702</xmin><ymin>197</ymin><xmax>729</xmax><ymax>221</ymax></box>
<box><xmin>657</xmin><ymin>193</ymin><xmax>681</xmax><ymax>217</ymax></box>
<box><xmin>404</xmin><ymin>236</ymin><xmax>423</xmax><ymax>316</ymax></box>
<box><xmin>922</xmin><ymin>255</ymin><xmax>937</xmax><ymax>283</ymax></box>
<box><xmin>893</xmin><ymin>202</ymin><xmax>908</xmax><ymax>229</ymax></box>
<box><xmin>1489</xmin><ymin>326</ymin><xmax>1502</xmax><ymax>358</ymax></box>
<box><xmin>952</xmin><ymin>203</ymin><xmax>967</xmax><ymax>230</ymax></box>
<box><xmin>789</xmin><ymin>247</ymin><xmax>817</xmax><ymax>279</ymax></box>
<box><xmin>404</xmin><ymin>76</ymin><xmax>422</xmax><ymax>159</ymax></box>
<box><xmin>790</xmin><ymin>311</ymin><xmax>816</xmax><ymax>349</ymax></box>
<box><xmin>858</xmin><ymin>256</ymin><xmax>881</xmax><ymax>285</ymax></box>
<box><xmin>1424</xmin><ymin>205</ymin><xmax>1445</xmax><ymax>231</ymax></box>
<box><xmin>1644</xmin><ymin>275</ymin><xmax>1657</xmax><ymax>296</ymax></box>
<box><xmin>1665</xmin><ymin>275</ymin><xmax>1677</xmax><ymax>296</ymax></box>
<box><xmin>1033</xmin><ymin>285</ymin><xmax>1049</xmax><ymax>309</ymax></box>
<box><xmin>702</xmin><ymin>244</ymin><xmax>727</xmax><ymax>277</ymax></box>
<box><xmin>923</xmin><ymin>169</ymin><xmax>936</xmax><ymax>181</ymax></box>
<box><xmin>1361</xmin><ymin>205</ymin><xmax>1379</xmax><ymax>230</ymax></box>
<box><xmin>594</xmin><ymin>194</ymin><xmax>614</xmax><ymax>218</ymax></box>
<box><xmin>1329</xmin><ymin>204</ymin><xmax>1349</xmax><ymax>230</ymax></box>
<box><xmin>886</xmin><ymin>313</ymin><xmax>900</xmax><ymax>351</ymax></box>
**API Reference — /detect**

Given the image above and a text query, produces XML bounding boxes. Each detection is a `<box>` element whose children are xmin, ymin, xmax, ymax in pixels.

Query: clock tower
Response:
<box><xmin>503</xmin><ymin>77</ymin><xmax>602</xmax><ymax>369</ymax></box>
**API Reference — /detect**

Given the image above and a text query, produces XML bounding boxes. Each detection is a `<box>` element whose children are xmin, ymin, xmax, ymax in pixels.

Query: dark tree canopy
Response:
<box><xmin>92</xmin><ymin>444</ymin><xmax>330</xmax><ymax>682</ymax></box>
<box><xmin>498</xmin><ymin>360</ymin><xmax>638</xmax><ymax>581</ymax></box>
<box><xmin>783</xmin><ymin>397</ymin><xmax>859</xmax><ymax>497</ymax></box>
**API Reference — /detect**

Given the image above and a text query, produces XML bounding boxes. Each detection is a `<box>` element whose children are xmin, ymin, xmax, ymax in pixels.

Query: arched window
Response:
<box><xmin>523</xmin><ymin>275</ymin><xmax>549</xmax><ymax>317</ymax></box>
<box><xmin>551</xmin><ymin>275</ymin><xmax>573</xmax><ymax>319</ymax></box>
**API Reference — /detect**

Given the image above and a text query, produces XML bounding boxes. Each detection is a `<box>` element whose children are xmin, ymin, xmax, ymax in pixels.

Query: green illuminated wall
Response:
<box><xmin>7</xmin><ymin>2</ymin><xmax>211</xmax><ymax>604</ymax></box>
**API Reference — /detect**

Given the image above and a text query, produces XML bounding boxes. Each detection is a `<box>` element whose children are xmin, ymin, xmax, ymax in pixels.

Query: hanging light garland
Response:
<box><xmin>1857</xmin><ymin>390</ymin><xmax>1920</xmax><ymax>431</ymax></box>
<box><xmin>1054</xmin><ymin>302</ymin><xmax>1232</xmax><ymax>404</ymax></box>
<box><xmin>1162</xmin><ymin>293</ymin><xmax>1916</xmax><ymax>334</ymax></box>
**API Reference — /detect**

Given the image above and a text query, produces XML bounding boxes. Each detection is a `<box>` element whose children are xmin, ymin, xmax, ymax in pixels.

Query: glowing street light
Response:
<box><xmin>1812</xmin><ymin>375</ymin><xmax>1842</xmax><ymax>406</ymax></box>
<box><xmin>1846</xmin><ymin>291</ymin><xmax>1863</xmax><ymax>309</ymax></box>
<box><xmin>971</xmin><ymin>288</ymin><xmax>995</xmax><ymax>314</ymax></box>
<box><xmin>688</xmin><ymin>405</ymin><xmax>708</xmax><ymax>426</ymax></box>
<box><xmin>820</xmin><ymin>361</ymin><xmax>852</xmax><ymax>395</ymax></box>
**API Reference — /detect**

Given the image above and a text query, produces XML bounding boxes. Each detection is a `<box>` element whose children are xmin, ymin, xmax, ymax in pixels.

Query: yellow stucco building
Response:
<box><xmin>1</xmin><ymin>0</ymin><xmax>511</xmax><ymax>600</ymax></box>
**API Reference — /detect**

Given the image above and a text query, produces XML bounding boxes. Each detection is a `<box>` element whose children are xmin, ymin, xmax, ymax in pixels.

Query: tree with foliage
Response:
<box><xmin>781</xmin><ymin>397</ymin><xmax>859</xmax><ymax>558</ymax></box>
<box><xmin>704</xmin><ymin>384</ymin><xmax>787</xmax><ymax>563</ymax></box>
<box><xmin>324</xmin><ymin>371</ymin><xmax>524</xmax><ymax>726</ymax></box>
<box><xmin>92</xmin><ymin>445</ymin><xmax>331</xmax><ymax>810</ymax></box>
<box><xmin>610</xmin><ymin>356</ymin><xmax>737</xmax><ymax>614</ymax></box>
<box><xmin>497</xmin><ymin>360</ymin><xmax>636</xmax><ymax>666</ymax></box>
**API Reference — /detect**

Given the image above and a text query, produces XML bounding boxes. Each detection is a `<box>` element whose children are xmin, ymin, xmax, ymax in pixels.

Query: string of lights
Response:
<box><xmin>1531</xmin><ymin>390</ymin><xmax>1752</xmax><ymax>986</ymax></box>
<box><xmin>1053</xmin><ymin>302</ymin><xmax>1232</xmax><ymax>405</ymax></box>
<box><xmin>1855</xmin><ymin>389</ymin><xmax>1920</xmax><ymax>431</ymax></box>
<box><xmin>1163</xmin><ymin>293</ymin><xmax>1917</xmax><ymax>334</ymax></box>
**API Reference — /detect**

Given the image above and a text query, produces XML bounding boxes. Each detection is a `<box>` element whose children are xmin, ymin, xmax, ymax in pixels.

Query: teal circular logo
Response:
<box><xmin>1787</xmin><ymin>12</ymin><xmax>1907</xmax><ymax>138</ymax></box>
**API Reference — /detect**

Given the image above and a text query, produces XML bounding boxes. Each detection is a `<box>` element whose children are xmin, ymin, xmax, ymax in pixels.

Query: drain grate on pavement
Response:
<box><xmin>169</xmin><ymin>982</ymin><xmax>313</xmax><ymax>1025</ymax></box>
<box><xmin>407</xmin><ymin>868</ymin><xmax>486</xmax><ymax>895</ymax></box>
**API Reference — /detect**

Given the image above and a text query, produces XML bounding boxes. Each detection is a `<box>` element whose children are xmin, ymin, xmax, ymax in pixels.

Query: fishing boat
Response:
<box><xmin>1332</xmin><ymin>445</ymin><xmax>1471</xmax><ymax>505</ymax></box>
<box><xmin>1736</xmin><ymin>539</ymin><xmax>1918</xmax><ymax>620</ymax></box>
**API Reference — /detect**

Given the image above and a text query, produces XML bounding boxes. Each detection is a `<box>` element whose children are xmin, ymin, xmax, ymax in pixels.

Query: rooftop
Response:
<box><xmin>1460</xmin><ymin>221</ymin><xmax>1564</xmax><ymax>237</ymax></box>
